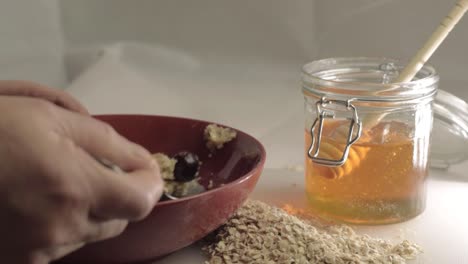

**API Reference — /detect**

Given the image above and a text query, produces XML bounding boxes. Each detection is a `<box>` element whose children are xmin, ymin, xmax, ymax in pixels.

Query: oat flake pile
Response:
<box><xmin>203</xmin><ymin>200</ymin><xmax>422</xmax><ymax>264</ymax></box>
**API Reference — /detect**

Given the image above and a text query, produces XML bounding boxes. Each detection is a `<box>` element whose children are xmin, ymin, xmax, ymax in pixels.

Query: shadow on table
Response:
<box><xmin>429</xmin><ymin>168</ymin><xmax>468</xmax><ymax>183</ymax></box>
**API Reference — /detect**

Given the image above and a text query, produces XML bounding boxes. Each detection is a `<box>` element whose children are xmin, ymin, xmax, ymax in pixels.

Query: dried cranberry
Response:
<box><xmin>173</xmin><ymin>151</ymin><xmax>200</xmax><ymax>182</ymax></box>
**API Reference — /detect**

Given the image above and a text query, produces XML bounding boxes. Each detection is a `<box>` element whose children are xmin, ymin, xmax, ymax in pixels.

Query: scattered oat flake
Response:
<box><xmin>202</xmin><ymin>200</ymin><xmax>422</xmax><ymax>264</ymax></box>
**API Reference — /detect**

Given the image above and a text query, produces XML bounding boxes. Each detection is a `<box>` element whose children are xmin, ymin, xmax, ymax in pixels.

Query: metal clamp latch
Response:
<box><xmin>307</xmin><ymin>97</ymin><xmax>362</xmax><ymax>166</ymax></box>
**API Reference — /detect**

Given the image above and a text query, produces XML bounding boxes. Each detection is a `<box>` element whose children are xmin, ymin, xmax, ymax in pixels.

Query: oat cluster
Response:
<box><xmin>204</xmin><ymin>124</ymin><xmax>237</xmax><ymax>151</ymax></box>
<box><xmin>203</xmin><ymin>200</ymin><xmax>422</xmax><ymax>264</ymax></box>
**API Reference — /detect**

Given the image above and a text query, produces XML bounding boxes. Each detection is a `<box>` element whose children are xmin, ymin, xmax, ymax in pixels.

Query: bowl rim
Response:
<box><xmin>93</xmin><ymin>114</ymin><xmax>267</xmax><ymax>207</ymax></box>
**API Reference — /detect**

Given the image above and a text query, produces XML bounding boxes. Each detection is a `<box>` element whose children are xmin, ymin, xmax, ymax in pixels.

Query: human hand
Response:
<box><xmin>0</xmin><ymin>96</ymin><xmax>163</xmax><ymax>264</ymax></box>
<box><xmin>0</xmin><ymin>80</ymin><xmax>88</xmax><ymax>115</ymax></box>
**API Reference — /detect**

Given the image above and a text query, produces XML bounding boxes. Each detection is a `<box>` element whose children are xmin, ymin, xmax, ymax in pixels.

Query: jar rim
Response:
<box><xmin>302</xmin><ymin>57</ymin><xmax>439</xmax><ymax>102</ymax></box>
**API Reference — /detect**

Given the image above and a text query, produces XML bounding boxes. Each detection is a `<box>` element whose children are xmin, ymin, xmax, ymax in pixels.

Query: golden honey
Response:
<box><xmin>305</xmin><ymin>121</ymin><xmax>428</xmax><ymax>224</ymax></box>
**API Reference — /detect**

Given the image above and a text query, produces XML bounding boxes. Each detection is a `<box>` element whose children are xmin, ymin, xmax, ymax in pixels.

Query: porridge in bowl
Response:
<box><xmin>153</xmin><ymin>123</ymin><xmax>237</xmax><ymax>200</ymax></box>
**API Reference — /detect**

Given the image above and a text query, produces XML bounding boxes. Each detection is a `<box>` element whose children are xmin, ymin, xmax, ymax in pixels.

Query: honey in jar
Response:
<box><xmin>304</xmin><ymin>120</ymin><xmax>428</xmax><ymax>224</ymax></box>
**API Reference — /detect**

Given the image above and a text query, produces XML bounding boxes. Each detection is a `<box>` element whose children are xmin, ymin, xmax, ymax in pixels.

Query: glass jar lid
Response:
<box><xmin>302</xmin><ymin>57</ymin><xmax>439</xmax><ymax>104</ymax></box>
<box><xmin>431</xmin><ymin>89</ymin><xmax>468</xmax><ymax>169</ymax></box>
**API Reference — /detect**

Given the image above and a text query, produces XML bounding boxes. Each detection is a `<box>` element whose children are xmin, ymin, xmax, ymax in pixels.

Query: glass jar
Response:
<box><xmin>302</xmin><ymin>57</ymin><xmax>468</xmax><ymax>225</ymax></box>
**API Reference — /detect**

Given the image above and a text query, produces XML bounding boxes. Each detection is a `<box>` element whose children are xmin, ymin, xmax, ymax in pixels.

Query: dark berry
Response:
<box><xmin>173</xmin><ymin>151</ymin><xmax>200</xmax><ymax>182</ymax></box>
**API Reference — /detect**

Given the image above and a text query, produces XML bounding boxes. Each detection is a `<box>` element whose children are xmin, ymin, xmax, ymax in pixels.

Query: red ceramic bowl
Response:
<box><xmin>57</xmin><ymin>115</ymin><xmax>266</xmax><ymax>264</ymax></box>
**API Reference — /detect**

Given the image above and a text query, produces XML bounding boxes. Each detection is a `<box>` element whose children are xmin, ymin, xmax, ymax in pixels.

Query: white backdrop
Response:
<box><xmin>1</xmin><ymin>0</ymin><xmax>466</xmax><ymax>94</ymax></box>
<box><xmin>0</xmin><ymin>0</ymin><xmax>65</xmax><ymax>86</ymax></box>
<box><xmin>1</xmin><ymin>0</ymin><xmax>467</xmax><ymax>167</ymax></box>
<box><xmin>60</xmin><ymin>0</ymin><xmax>468</xmax><ymax>97</ymax></box>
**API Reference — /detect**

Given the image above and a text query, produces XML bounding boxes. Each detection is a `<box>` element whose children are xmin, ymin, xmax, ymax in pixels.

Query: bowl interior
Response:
<box><xmin>96</xmin><ymin>115</ymin><xmax>264</xmax><ymax>198</ymax></box>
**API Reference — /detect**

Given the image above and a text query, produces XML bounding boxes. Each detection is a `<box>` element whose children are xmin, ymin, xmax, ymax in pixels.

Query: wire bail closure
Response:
<box><xmin>307</xmin><ymin>97</ymin><xmax>362</xmax><ymax>167</ymax></box>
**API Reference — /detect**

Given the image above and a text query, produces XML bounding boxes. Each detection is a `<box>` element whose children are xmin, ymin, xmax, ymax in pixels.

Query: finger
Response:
<box><xmin>0</xmin><ymin>80</ymin><xmax>89</xmax><ymax>115</ymax></box>
<box><xmin>83</xmin><ymin>219</ymin><xmax>128</xmax><ymax>243</ymax></box>
<box><xmin>89</xmin><ymin>158</ymin><xmax>164</xmax><ymax>221</ymax></box>
<box><xmin>75</xmin><ymin>149</ymin><xmax>163</xmax><ymax>221</ymax></box>
<box><xmin>34</xmin><ymin>209</ymin><xmax>127</xmax><ymax>261</ymax></box>
<box><xmin>46</xmin><ymin>220</ymin><xmax>126</xmax><ymax>258</ymax></box>
<box><xmin>60</xmin><ymin>110</ymin><xmax>154</xmax><ymax>172</ymax></box>
<box><xmin>45</xmin><ymin>219</ymin><xmax>125</xmax><ymax>262</ymax></box>
<box><xmin>44</xmin><ymin>242</ymin><xmax>85</xmax><ymax>262</ymax></box>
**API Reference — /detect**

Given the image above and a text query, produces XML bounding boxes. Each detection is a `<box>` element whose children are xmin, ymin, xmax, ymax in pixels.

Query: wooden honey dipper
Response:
<box><xmin>313</xmin><ymin>0</ymin><xmax>468</xmax><ymax>179</ymax></box>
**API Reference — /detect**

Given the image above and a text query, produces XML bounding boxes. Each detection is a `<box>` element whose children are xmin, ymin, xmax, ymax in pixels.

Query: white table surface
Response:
<box><xmin>152</xmin><ymin>164</ymin><xmax>468</xmax><ymax>264</ymax></box>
